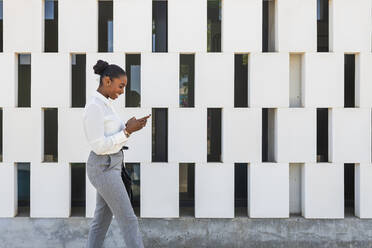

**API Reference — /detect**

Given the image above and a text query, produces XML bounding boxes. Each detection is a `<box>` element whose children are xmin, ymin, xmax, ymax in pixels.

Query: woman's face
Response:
<box><xmin>104</xmin><ymin>75</ymin><xmax>127</xmax><ymax>100</ymax></box>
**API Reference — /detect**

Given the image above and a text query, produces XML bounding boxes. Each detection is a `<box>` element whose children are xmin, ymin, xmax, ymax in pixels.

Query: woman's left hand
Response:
<box><xmin>137</xmin><ymin>114</ymin><xmax>151</xmax><ymax>128</ymax></box>
<box><xmin>125</xmin><ymin>114</ymin><xmax>151</xmax><ymax>129</ymax></box>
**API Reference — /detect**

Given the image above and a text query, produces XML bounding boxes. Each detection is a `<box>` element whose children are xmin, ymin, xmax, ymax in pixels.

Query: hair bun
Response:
<box><xmin>93</xmin><ymin>60</ymin><xmax>109</xmax><ymax>75</ymax></box>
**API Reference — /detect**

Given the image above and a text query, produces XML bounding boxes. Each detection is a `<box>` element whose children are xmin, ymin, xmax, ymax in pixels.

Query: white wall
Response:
<box><xmin>3</xmin><ymin>0</ymin><xmax>43</xmax><ymax>53</ymax></box>
<box><xmin>330</xmin><ymin>0</ymin><xmax>372</xmax><ymax>52</ymax></box>
<box><xmin>276</xmin><ymin>0</ymin><xmax>316</xmax><ymax>52</ymax></box>
<box><xmin>0</xmin><ymin>0</ymin><xmax>371</xmax><ymax>220</ymax></box>
<box><xmin>59</xmin><ymin>0</ymin><xmax>98</xmax><ymax>53</ymax></box>
<box><xmin>168</xmin><ymin>0</ymin><xmax>207</xmax><ymax>52</ymax></box>
<box><xmin>222</xmin><ymin>0</ymin><xmax>261</xmax><ymax>52</ymax></box>
<box><xmin>114</xmin><ymin>0</ymin><xmax>152</xmax><ymax>53</ymax></box>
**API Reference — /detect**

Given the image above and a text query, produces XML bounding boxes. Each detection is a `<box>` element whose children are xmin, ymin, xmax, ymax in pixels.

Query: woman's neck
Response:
<box><xmin>97</xmin><ymin>88</ymin><xmax>109</xmax><ymax>99</ymax></box>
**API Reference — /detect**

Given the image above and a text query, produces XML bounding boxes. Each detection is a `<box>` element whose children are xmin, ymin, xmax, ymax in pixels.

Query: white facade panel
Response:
<box><xmin>141</xmin><ymin>163</ymin><xmax>179</xmax><ymax>218</ymax></box>
<box><xmin>168</xmin><ymin>0</ymin><xmax>207</xmax><ymax>53</ymax></box>
<box><xmin>330</xmin><ymin>0</ymin><xmax>372</xmax><ymax>52</ymax></box>
<box><xmin>222</xmin><ymin>108</ymin><xmax>261</xmax><ymax>163</ymax></box>
<box><xmin>3</xmin><ymin>108</ymin><xmax>42</xmax><ymax>163</ymax></box>
<box><xmin>195</xmin><ymin>163</ymin><xmax>234</xmax><ymax>218</ymax></box>
<box><xmin>169</xmin><ymin>108</ymin><xmax>207</xmax><ymax>163</ymax></box>
<box><xmin>302</xmin><ymin>163</ymin><xmax>344</xmax><ymax>219</ymax></box>
<box><xmin>114</xmin><ymin>0</ymin><xmax>152</xmax><ymax>53</ymax></box>
<box><xmin>355</xmin><ymin>164</ymin><xmax>372</xmax><ymax>219</ymax></box>
<box><xmin>30</xmin><ymin>163</ymin><xmax>70</xmax><ymax>218</ymax></box>
<box><xmin>222</xmin><ymin>0</ymin><xmax>261</xmax><ymax>52</ymax></box>
<box><xmin>31</xmin><ymin>53</ymin><xmax>70</xmax><ymax>108</ymax></box>
<box><xmin>248</xmin><ymin>163</ymin><xmax>289</xmax><ymax>218</ymax></box>
<box><xmin>3</xmin><ymin>0</ymin><xmax>43</xmax><ymax>52</ymax></box>
<box><xmin>277</xmin><ymin>0</ymin><xmax>317</xmax><ymax>52</ymax></box>
<box><xmin>276</xmin><ymin>108</ymin><xmax>316</xmax><ymax>163</ymax></box>
<box><xmin>329</xmin><ymin>108</ymin><xmax>371</xmax><ymax>163</ymax></box>
<box><xmin>302</xmin><ymin>53</ymin><xmax>344</xmax><ymax>108</ymax></box>
<box><xmin>0</xmin><ymin>54</ymin><xmax>16</xmax><ymax>107</ymax></box>
<box><xmin>141</xmin><ymin>53</ymin><xmax>179</xmax><ymax>108</ymax></box>
<box><xmin>195</xmin><ymin>53</ymin><xmax>234</xmax><ymax>108</ymax></box>
<box><xmin>59</xmin><ymin>108</ymin><xmax>90</xmax><ymax>163</ymax></box>
<box><xmin>356</xmin><ymin>53</ymin><xmax>372</xmax><ymax>108</ymax></box>
<box><xmin>249</xmin><ymin>53</ymin><xmax>289</xmax><ymax>108</ymax></box>
<box><xmin>59</xmin><ymin>0</ymin><xmax>98</xmax><ymax>53</ymax></box>
<box><xmin>0</xmin><ymin>164</ymin><xmax>17</xmax><ymax>217</ymax></box>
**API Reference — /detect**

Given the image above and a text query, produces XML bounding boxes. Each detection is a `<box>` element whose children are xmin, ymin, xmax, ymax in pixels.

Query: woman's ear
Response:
<box><xmin>102</xmin><ymin>76</ymin><xmax>111</xmax><ymax>87</ymax></box>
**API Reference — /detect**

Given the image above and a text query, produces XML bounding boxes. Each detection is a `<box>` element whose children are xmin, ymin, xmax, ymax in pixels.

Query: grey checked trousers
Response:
<box><xmin>86</xmin><ymin>150</ymin><xmax>144</xmax><ymax>248</ymax></box>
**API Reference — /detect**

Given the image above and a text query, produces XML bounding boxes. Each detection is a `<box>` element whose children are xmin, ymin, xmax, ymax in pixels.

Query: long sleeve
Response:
<box><xmin>83</xmin><ymin>103</ymin><xmax>128</xmax><ymax>155</ymax></box>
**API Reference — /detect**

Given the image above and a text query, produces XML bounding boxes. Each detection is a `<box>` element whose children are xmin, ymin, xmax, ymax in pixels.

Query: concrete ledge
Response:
<box><xmin>1</xmin><ymin>216</ymin><xmax>372</xmax><ymax>248</ymax></box>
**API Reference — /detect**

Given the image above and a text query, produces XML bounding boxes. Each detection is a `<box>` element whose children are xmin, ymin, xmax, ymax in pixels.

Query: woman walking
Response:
<box><xmin>83</xmin><ymin>60</ymin><xmax>149</xmax><ymax>248</ymax></box>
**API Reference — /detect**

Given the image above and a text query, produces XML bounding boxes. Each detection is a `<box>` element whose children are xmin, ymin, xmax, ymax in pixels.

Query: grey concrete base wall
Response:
<box><xmin>1</xmin><ymin>217</ymin><xmax>372</xmax><ymax>248</ymax></box>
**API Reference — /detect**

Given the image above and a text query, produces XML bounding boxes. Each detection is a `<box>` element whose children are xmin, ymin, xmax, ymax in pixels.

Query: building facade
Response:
<box><xmin>1</xmin><ymin>0</ymin><xmax>372</xmax><ymax>221</ymax></box>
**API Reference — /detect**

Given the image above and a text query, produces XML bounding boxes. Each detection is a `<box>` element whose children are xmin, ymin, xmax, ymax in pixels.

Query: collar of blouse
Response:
<box><xmin>93</xmin><ymin>90</ymin><xmax>113</xmax><ymax>106</ymax></box>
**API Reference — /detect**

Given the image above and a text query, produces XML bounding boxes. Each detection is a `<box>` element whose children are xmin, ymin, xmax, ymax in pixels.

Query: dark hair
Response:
<box><xmin>93</xmin><ymin>60</ymin><xmax>126</xmax><ymax>86</ymax></box>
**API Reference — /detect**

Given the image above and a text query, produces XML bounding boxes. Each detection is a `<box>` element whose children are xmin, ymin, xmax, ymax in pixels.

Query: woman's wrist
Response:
<box><xmin>124</xmin><ymin>128</ymin><xmax>132</xmax><ymax>137</ymax></box>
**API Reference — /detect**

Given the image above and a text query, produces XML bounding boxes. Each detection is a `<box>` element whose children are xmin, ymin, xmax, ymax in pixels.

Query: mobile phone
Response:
<box><xmin>140</xmin><ymin>114</ymin><xmax>151</xmax><ymax>120</ymax></box>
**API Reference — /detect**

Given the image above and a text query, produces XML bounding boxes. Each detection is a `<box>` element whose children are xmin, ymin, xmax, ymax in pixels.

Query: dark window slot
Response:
<box><xmin>71</xmin><ymin>54</ymin><xmax>86</xmax><ymax>108</ymax></box>
<box><xmin>207</xmin><ymin>0</ymin><xmax>221</xmax><ymax>52</ymax></box>
<box><xmin>344</xmin><ymin>163</ymin><xmax>355</xmax><ymax>216</ymax></box>
<box><xmin>317</xmin><ymin>0</ymin><xmax>329</xmax><ymax>52</ymax></box>
<box><xmin>235</xmin><ymin>163</ymin><xmax>248</xmax><ymax>217</ymax></box>
<box><xmin>316</xmin><ymin>108</ymin><xmax>328</xmax><ymax>162</ymax></box>
<box><xmin>262</xmin><ymin>0</ymin><xmax>276</xmax><ymax>52</ymax></box>
<box><xmin>0</xmin><ymin>108</ymin><xmax>2</xmax><ymax>162</ymax></box>
<box><xmin>179</xmin><ymin>163</ymin><xmax>195</xmax><ymax>217</ymax></box>
<box><xmin>98</xmin><ymin>1</ymin><xmax>113</xmax><ymax>52</ymax></box>
<box><xmin>43</xmin><ymin>108</ymin><xmax>58</xmax><ymax>162</ymax></box>
<box><xmin>18</xmin><ymin>54</ymin><xmax>31</xmax><ymax>108</ymax></box>
<box><xmin>125</xmin><ymin>54</ymin><xmax>141</xmax><ymax>107</ymax></box>
<box><xmin>179</xmin><ymin>54</ymin><xmax>195</xmax><ymax>108</ymax></box>
<box><xmin>262</xmin><ymin>108</ymin><xmax>276</xmax><ymax>162</ymax></box>
<box><xmin>71</xmin><ymin>163</ymin><xmax>86</xmax><ymax>217</ymax></box>
<box><xmin>17</xmin><ymin>163</ymin><xmax>30</xmax><ymax>217</ymax></box>
<box><xmin>262</xmin><ymin>0</ymin><xmax>269</xmax><ymax>52</ymax></box>
<box><xmin>0</xmin><ymin>0</ymin><xmax>3</xmax><ymax>52</ymax></box>
<box><xmin>207</xmin><ymin>108</ymin><xmax>222</xmax><ymax>162</ymax></box>
<box><xmin>344</xmin><ymin>54</ymin><xmax>355</xmax><ymax>108</ymax></box>
<box><xmin>152</xmin><ymin>108</ymin><xmax>168</xmax><ymax>162</ymax></box>
<box><xmin>125</xmin><ymin>163</ymin><xmax>141</xmax><ymax>216</ymax></box>
<box><xmin>152</xmin><ymin>0</ymin><xmax>168</xmax><ymax>52</ymax></box>
<box><xmin>262</xmin><ymin>108</ymin><xmax>268</xmax><ymax>161</ymax></box>
<box><xmin>44</xmin><ymin>0</ymin><xmax>58</xmax><ymax>52</ymax></box>
<box><xmin>234</xmin><ymin>54</ymin><xmax>248</xmax><ymax>107</ymax></box>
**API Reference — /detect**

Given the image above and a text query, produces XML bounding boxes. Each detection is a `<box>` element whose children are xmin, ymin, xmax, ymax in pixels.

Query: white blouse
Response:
<box><xmin>83</xmin><ymin>90</ymin><xmax>129</xmax><ymax>155</ymax></box>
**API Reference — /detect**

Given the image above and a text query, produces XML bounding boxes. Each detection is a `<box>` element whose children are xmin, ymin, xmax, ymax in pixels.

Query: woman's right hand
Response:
<box><xmin>124</xmin><ymin>117</ymin><xmax>144</xmax><ymax>134</ymax></box>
